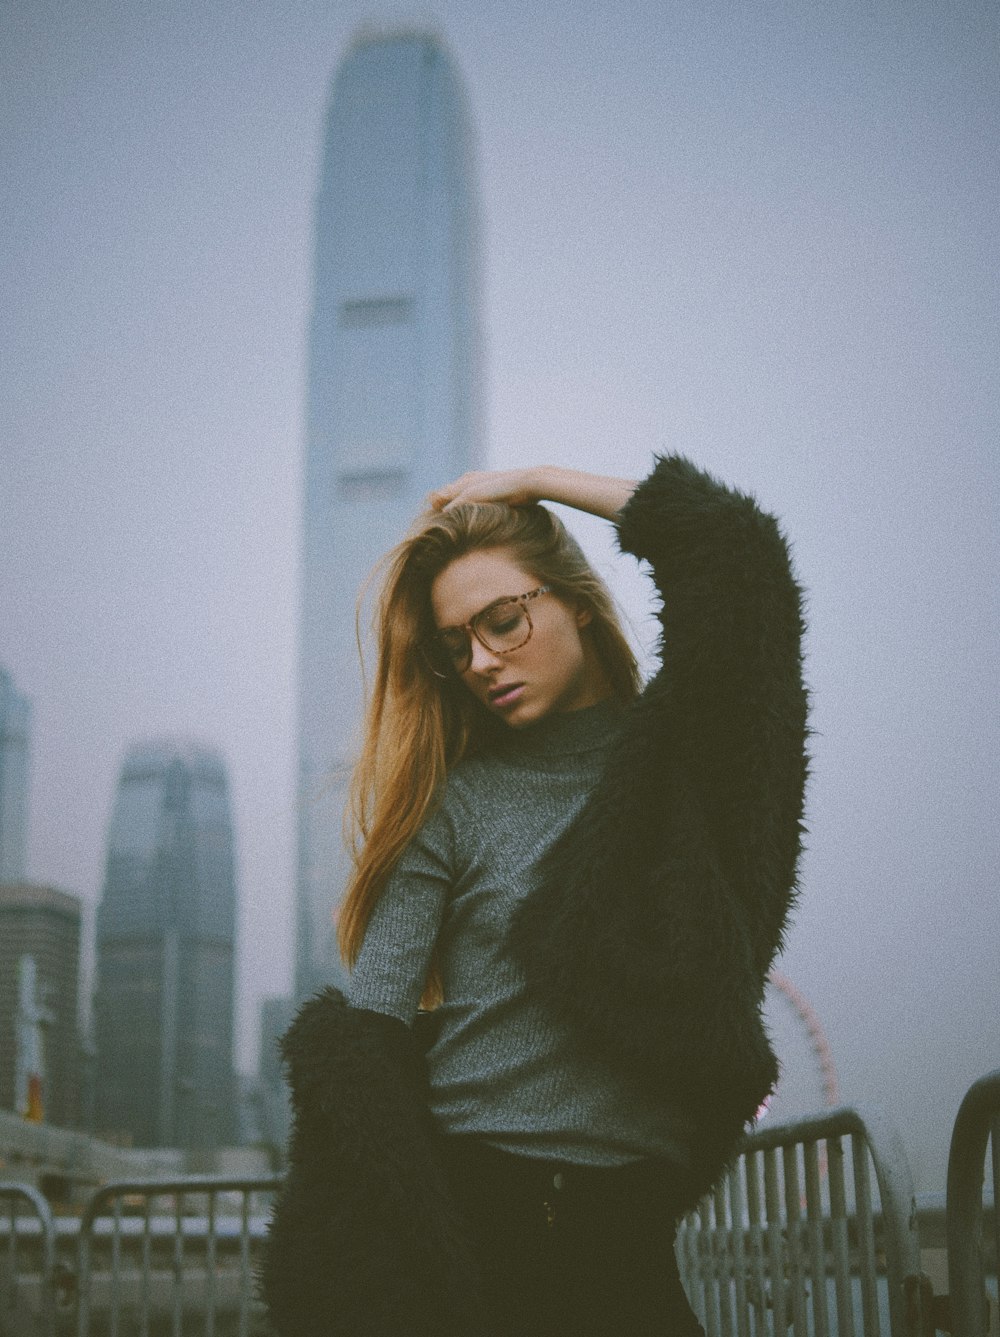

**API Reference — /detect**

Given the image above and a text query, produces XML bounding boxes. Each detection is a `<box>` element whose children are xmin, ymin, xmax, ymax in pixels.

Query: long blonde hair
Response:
<box><xmin>338</xmin><ymin>500</ymin><xmax>640</xmax><ymax>1005</ymax></box>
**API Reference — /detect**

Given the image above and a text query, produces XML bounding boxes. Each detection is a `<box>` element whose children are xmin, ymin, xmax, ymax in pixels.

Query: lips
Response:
<box><xmin>488</xmin><ymin>683</ymin><xmax>525</xmax><ymax>708</ymax></box>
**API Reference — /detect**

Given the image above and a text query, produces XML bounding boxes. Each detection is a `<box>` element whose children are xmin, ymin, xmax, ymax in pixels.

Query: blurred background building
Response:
<box><xmin>0</xmin><ymin>665</ymin><xmax>32</xmax><ymax>882</ymax></box>
<box><xmin>253</xmin><ymin>994</ymin><xmax>295</xmax><ymax>1158</ymax></box>
<box><xmin>295</xmin><ymin>28</ymin><xmax>484</xmax><ymax>1001</ymax></box>
<box><xmin>0</xmin><ymin>883</ymin><xmax>82</xmax><ymax>1128</ymax></box>
<box><xmin>93</xmin><ymin>739</ymin><xmax>237</xmax><ymax>1151</ymax></box>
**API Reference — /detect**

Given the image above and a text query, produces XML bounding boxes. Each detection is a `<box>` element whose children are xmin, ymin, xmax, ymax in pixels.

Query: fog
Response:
<box><xmin>2</xmin><ymin>0</ymin><xmax>997</xmax><ymax>1190</ymax></box>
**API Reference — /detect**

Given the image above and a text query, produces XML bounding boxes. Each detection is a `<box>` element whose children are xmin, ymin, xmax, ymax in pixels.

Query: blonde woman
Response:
<box><xmin>262</xmin><ymin>456</ymin><xmax>808</xmax><ymax>1337</ymax></box>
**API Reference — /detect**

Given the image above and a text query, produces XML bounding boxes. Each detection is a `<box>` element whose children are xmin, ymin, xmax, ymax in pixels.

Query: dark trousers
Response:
<box><xmin>441</xmin><ymin>1137</ymin><xmax>706</xmax><ymax>1337</ymax></box>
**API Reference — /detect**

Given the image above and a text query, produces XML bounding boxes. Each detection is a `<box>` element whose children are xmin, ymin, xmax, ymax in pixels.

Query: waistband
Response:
<box><xmin>440</xmin><ymin>1135</ymin><xmax>694</xmax><ymax>1213</ymax></box>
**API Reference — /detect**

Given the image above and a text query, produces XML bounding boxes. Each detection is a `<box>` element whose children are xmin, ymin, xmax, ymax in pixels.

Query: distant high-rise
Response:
<box><xmin>255</xmin><ymin>994</ymin><xmax>294</xmax><ymax>1156</ymax></box>
<box><xmin>0</xmin><ymin>883</ymin><xmax>81</xmax><ymax>1128</ymax></box>
<box><xmin>94</xmin><ymin>740</ymin><xmax>237</xmax><ymax>1150</ymax></box>
<box><xmin>0</xmin><ymin>666</ymin><xmax>32</xmax><ymax>882</ymax></box>
<box><xmin>296</xmin><ymin>29</ymin><xmax>483</xmax><ymax>1000</ymax></box>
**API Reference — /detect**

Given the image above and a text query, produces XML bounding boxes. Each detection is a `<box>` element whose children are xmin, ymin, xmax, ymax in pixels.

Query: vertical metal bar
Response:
<box><xmin>172</xmin><ymin>1192</ymin><xmax>184</xmax><ymax>1337</ymax></box>
<box><xmin>679</xmin><ymin>1211</ymin><xmax>705</xmax><ymax>1330</ymax></box>
<box><xmin>764</xmin><ymin>1146</ymin><xmax>788</xmax><ymax>1335</ymax></box>
<box><xmin>714</xmin><ymin>1180</ymin><xmax>734</xmax><ymax>1337</ymax></box>
<box><xmin>744</xmin><ymin>1150</ymin><xmax>768</xmax><ymax>1337</ymax></box>
<box><xmin>728</xmin><ymin>1162</ymin><xmax>750</xmax><ymax>1337</ymax></box>
<box><xmin>700</xmin><ymin>1197</ymin><xmax>721</xmax><ymax>1337</ymax></box>
<box><xmin>804</xmin><ymin>1140</ymin><xmax>830</xmax><ymax>1337</ymax></box>
<box><xmin>206</xmin><ymin>1189</ymin><xmax>218</xmax><ymax>1337</ymax></box>
<box><xmin>828</xmin><ymin>1136</ymin><xmax>855</xmax><ymax>1337</ymax></box>
<box><xmin>851</xmin><ymin>1135</ymin><xmax>880</xmax><ymax>1336</ymax></box>
<box><xmin>29</xmin><ymin>1187</ymin><xmax>56</xmax><ymax>1337</ymax></box>
<box><xmin>139</xmin><ymin>1191</ymin><xmax>152</xmax><ymax>1337</ymax></box>
<box><xmin>110</xmin><ymin>1196</ymin><xmax>123</xmax><ymax>1337</ymax></box>
<box><xmin>3</xmin><ymin>1197</ymin><xmax>14</xmax><ymax>1325</ymax></box>
<box><xmin>783</xmin><ymin>1143</ymin><xmax>808</xmax><ymax>1337</ymax></box>
<box><xmin>991</xmin><ymin>1118</ymin><xmax>1000</xmax><ymax>1293</ymax></box>
<box><xmin>40</xmin><ymin>1194</ymin><xmax>57</xmax><ymax>1337</ymax></box>
<box><xmin>238</xmin><ymin>1189</ymin><xmax>252</xmax><ymax>1337</ymax></box>
<box><xmin>675</xmin><ymin>1216</ymin><xmax>692</xmax><ymax>1289</ymax></box>
<box><xmin>77</xmin><ymin>1199</ymin><xmax>92</xmax><ymax>1337</ymax></box>
<box><xmin>948</xmin><ymin>1080</ymin><xmax>995</xmax><ymax>1337</ymax></box>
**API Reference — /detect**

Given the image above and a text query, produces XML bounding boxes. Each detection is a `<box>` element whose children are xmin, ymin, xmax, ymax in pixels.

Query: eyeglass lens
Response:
<box><xmin>437</xmin><ymin>599</ymin><xmax>531</xmax><ymax>671</ymax></box>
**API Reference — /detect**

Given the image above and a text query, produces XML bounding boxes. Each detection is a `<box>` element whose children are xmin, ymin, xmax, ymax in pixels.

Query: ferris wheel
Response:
<box><xmin>758</xmin><ymin>969</ymin><xmax>840</xmax><ymax>1123</ymax></box>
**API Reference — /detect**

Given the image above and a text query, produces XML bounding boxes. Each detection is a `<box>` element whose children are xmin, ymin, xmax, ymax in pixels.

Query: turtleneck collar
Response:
<box><xmin>496</xmin><ymin>697</ymin><xmax>627</xmax><ymax>758</ymax></box>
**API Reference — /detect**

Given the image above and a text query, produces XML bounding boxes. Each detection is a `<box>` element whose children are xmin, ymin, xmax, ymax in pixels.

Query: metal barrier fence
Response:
<box><xmin>75</xmin><ymin>1175</ymin><xmax>282</xmax><ymax>1337</ymax></box>
<box><xmin>0</xmin><ymin>1181</ymin><xmax>57</xmax><ymax>1337</ymax></box>
<box><xmin>947</xmin><ymin>1069</ymin><xmax>1000</xmax><ymax>1337</ymax></box>
<box><xmin>21</xmin><ymin>1089</ymin><xmax>1000</xmax><ymax>1337</ymax></box>
<box><xmin>676</xmin><ymin>1107</ymin><xmax>928</xmax><ymax>1337</ymax></box>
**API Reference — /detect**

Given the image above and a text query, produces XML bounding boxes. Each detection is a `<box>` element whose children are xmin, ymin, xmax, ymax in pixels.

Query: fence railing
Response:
<box><xmin>947</xmin><ymin>1069</ymin><xmax>1000</xmax><ymax>1337</ymax></box>
<box><xmin>0</xmin><ymin>1181</ymin><xmax>58</xmax><ymax>1337</ymax></box>
<box><xmin>75</xmin><ymin>1174</ymin><xmax>282</xmax><ymax>1337</ymax></box>
<box><xmin>6</xmin><ymin>1080</ymin><xmax>1000</xmax><ymax>1337</ymax></box>
<box><xmin>676</xmin><ymin>1106</ymin><xmax>929</xmax><ymax>1337</ymax></box>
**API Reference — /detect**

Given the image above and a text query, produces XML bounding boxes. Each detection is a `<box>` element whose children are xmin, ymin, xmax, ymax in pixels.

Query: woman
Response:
<box><xmin>261</xmin><ymin>456</ymin><xmax>808</xmax><ymax>1337</ymax></box>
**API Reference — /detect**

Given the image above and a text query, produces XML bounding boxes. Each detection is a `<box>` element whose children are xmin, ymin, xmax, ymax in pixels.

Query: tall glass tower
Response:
<box><xmin>94</xmin><ymin>740</ymin><xmax>237</xmax><ymax>1150</ymax></box>
<box><xmin>0</xmin><ymin>665</ymin><xmax>32</xmax><ymax>883</ymax></box>
<box><xmin>295</xmin><ymin>29</ymin><xmax>483</xmax><ymax>1001</ymax></box>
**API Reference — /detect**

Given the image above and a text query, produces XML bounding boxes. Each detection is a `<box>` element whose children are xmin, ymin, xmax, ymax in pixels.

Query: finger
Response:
<box><xmin>428</xmin><ymin>472</ymin><xmax>477</xmax><ymax>510</ymax></box>
<box><xmin>427</xmin><ymin>484</ymin><xmax>461</xmax><ymax>510</ymax></box>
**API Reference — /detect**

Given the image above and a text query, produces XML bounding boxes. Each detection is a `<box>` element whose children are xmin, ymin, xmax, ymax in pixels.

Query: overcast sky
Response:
<box><xmin>2</xmin><ymin>0</ymin><xmax>997</xmax><ymax>1191</ymax></box>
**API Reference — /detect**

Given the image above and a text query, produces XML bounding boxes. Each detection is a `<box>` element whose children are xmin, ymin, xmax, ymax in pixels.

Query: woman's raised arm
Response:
<box><xmin>429</xmin><ymin>466</ymin><xmax>637</xmax><ymax>522</ymax></box>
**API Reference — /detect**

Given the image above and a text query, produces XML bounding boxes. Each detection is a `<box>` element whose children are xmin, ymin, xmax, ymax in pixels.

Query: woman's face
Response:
<box><xmin>429</xmin><ymin>548</ymin><xmax>610</xmax><ymax>728</ymax></box>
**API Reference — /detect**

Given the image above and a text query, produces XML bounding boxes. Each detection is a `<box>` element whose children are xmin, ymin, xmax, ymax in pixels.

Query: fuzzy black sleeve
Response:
<box><xmin>615</xmin><ymin>454</ymin><xmax>809</xmax><ymax>967</ymax></box>
<box><xmin>509</xmin><ymin>455</ymin><xmax>808</xmax><ymax>1199</ymax></box>
<box><xmin>258</xmin><ymin>989</ymin><xmax>488</xmax><ymax>1337</ymax></box>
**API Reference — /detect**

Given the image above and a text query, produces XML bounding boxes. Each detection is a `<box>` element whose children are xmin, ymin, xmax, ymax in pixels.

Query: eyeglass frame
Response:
<box><xmin>422</xmin><ymin>584</ymin><xmax>553</xmax><ymax>678</ymax></box>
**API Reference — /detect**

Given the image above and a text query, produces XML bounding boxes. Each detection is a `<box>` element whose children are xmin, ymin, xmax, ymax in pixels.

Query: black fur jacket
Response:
<box><xmin>260</xmin><ymin>455</ymin><xmax>808</xmax><ymax>1337</ymax></box>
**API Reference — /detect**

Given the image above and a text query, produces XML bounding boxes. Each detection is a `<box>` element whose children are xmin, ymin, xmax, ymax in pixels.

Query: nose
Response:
<box><xmin>467</xmin><ymin>635</ymin><xmax>504</xmax><ymax>675</ymax></box>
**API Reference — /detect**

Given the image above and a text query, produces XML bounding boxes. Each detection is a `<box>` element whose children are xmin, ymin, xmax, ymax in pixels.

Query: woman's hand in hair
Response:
<box><xmin>428</xmin><ymin>468</ymin><xmax>547</xmax><ymax>511</ymax></box>
<box><xmin>429</xmin><ymin>467</ymin><xmax>637</xmax><ymax>522</ymax></box>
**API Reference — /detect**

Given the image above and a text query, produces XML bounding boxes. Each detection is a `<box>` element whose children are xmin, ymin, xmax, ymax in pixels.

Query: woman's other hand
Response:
<box><xmin>429</xmin><ymin>467</ymin><xmax>637</xmax><ymax>522</ymax></box>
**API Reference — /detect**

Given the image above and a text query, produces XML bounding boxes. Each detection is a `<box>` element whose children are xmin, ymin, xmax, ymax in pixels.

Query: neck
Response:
<box><xmin>499</xmin><ymin>696</ymin><xmax>626</xmax><ymax>756</ymax></box>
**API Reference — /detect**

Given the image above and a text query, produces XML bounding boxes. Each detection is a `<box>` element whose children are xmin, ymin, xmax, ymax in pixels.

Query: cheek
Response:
<box><xmin>553</xmin><ymin>616</ymin><xmax>587</xmax><ymax>657</ymax></box>
<box><xmin>535</xmin><ymin>622</ymin><xmax>587</xmax><ymax>679</ymax></box>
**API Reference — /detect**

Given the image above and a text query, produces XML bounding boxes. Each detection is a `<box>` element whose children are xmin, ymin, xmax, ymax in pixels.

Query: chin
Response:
<box><xmin>489</xmin><ymin>697</ymin><xmax>546</xmax><ymax>729</ymax></box>
<box><xmin>502</xmin><ymin>713</ymin><xmax>535</xmax><ymax>730</ymax></box>
<box><xmin>507</xmin><ymin>699</ymin><xmax>560</xmax><ymax>729</ymax></box>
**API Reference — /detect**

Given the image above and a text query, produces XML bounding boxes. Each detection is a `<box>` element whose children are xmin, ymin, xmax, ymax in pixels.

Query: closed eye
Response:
<box><xmin>485</xmin><ymin>611</ymin><xmax>521</xmax><ymax>636</ymax></box>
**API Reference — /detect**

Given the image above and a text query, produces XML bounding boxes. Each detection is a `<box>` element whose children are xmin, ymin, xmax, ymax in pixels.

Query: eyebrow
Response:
<box><xmin>435</xmin><ymin>588</ymin><xmax>540</xmax><ymax>633</ymax></box>
<box><xmin>434</xmin><ymin>591</ymin><xmax>528</xmax><ymax>634</ymax></box>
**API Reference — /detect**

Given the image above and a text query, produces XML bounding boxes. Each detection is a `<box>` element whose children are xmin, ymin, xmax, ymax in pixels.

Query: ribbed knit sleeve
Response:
<box><xmin>347</xmin><ymin>805</ymin><xmax>454</xmax><ymax>1025</ymax></box>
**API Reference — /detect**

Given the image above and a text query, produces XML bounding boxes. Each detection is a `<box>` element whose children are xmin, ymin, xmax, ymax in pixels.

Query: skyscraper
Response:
<box><xmin>295</xmin><ymin>29</ymin><xmax>483</xmax><ymax>1000</ymax></box>
<box><xmin>0</xmin><ymin>665</ymin><xmax>32</xmax><ymax>883</ymax></box>
<box><xmin>94</xmin><ymin>740</ymin><xmax>237</xmax><ymax>1150</ymax></box>
<box><xmin>0</xmin><ymin>883</ymin><xmax>81</xmax><ymax>1128</ymax></box>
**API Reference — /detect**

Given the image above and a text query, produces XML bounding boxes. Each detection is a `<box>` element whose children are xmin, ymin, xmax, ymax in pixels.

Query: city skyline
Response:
<box><xmin>2</xmin><ymin>0</ymin><xmax>997</xmax><ymax>1192</ymax></box>
<box><xmin>295</xmin><ymin>29</ymin><xmax>483</xmax><ymax>1001</ymax></box>
<box><xmin>94</xmin><ymin>739</ymin><xmax>237</xmax><ymax>1149</ymax></box>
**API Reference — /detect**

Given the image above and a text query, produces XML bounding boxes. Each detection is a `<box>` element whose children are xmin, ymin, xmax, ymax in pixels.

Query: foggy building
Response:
<box><xmin>258</xmin><ymin>994</ymin><xmax>295</xmax><ymax>1093</ymax></box>
<box><xmin>295</xmin><ymin>28</ymin><xmax>483</xmax><ymax>1000</ymax></box>
<box><xmin>0</xmin><ymin>666</ymin><xmax>32</xmax><ymax>882</ymax></box>
<box><xmin>0</xmin><ymin>883</ymin><xmax>82</xmax><ymax>1128</ymax></box>
<box><xmin>94</xmin><ymin>740</ymin><xmax>237</xmax><ymax>1150</ymax></box>
<box><xmin>254</xmin><ymin>994</ymin><xmax>294</xmax><ymax>1156</ymax></box>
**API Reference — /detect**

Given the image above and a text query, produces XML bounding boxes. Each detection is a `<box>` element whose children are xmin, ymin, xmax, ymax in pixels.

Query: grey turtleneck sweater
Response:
<box><xmin>348</xmin><ymin>699</ymin><xmax>695</xmax><ymax>1168</ymax></box>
